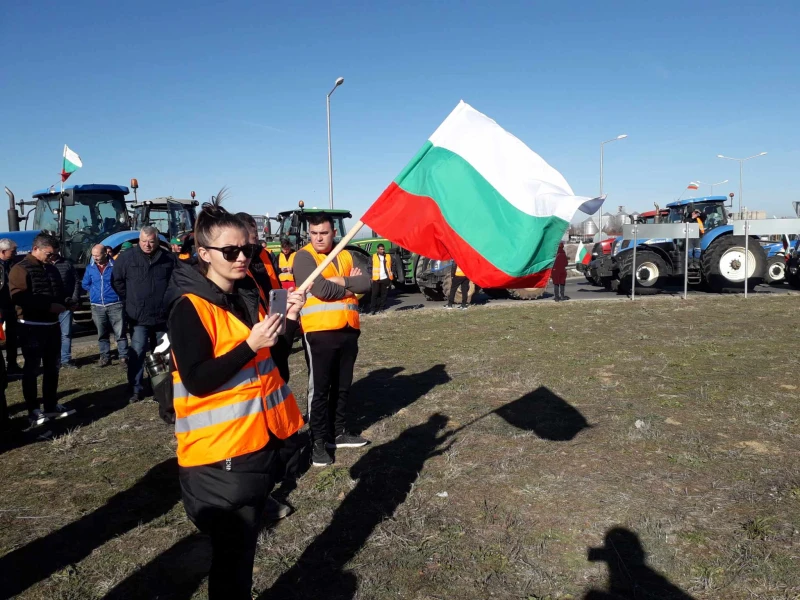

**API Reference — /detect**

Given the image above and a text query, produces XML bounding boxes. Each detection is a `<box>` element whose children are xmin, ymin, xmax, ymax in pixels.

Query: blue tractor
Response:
<box><xmin>612</xmin><ymin>196</ymin><xmax>766</xmax><ymax>294</ymax></box>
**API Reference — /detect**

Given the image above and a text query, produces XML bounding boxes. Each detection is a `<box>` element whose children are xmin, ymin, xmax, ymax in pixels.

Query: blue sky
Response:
<box><xmin>2</xmin><ymin>0</ymin><xmax>799</xmax><ymax>232</ymax></box>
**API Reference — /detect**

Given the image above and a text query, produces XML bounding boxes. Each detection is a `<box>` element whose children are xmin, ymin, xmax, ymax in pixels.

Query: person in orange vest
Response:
<box><xmin>236</xmin><ymin>213</ymin><xmax>281</xmax><ymax>295</ymax></box>
<box><xmin>686</xmin><ymin>209</ymin><xmax>706</xmax><ymax>256</ymax></box>
<box><xmin>278</xmin><ymin>239</ymin><xmax>296</xmax><ymax>290</ymax></box>
<box><xmin>368</xmin><ymin>243</ymin><xmax>393</xmax><ymax>314</ymax></box>
<box><xmin>166</xmin><ymin>196</ymin><xmax>307</xmax><ymax>599</ymax></box>
<box><xmin>292</xmin><ymin>213</ymin><xmax>371</xmax><ymax>467</ymax></box>
<box><xmin>445</xmin><ymin>261</ymin><xmax>470</xmax><ymax>310</ymax></box>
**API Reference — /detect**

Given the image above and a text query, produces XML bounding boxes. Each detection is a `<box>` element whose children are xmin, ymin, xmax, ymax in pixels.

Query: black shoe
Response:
<box><xmin>97</xmin><ymin>357</ymin><xmax>112</xmax><ymax>368</ymax></box>
<box><xmin>129</xmin><ymin>393</ymin><xmax>144</xmax><ymax>405</ymax></box>
<box><xmin>311</xmin><ymin>439</ymin><xmax>333</xmax><ymax>467</ymax></box>
<box><xmin>561</xmin><ymin>296</ymin><xmax>571</xmax><ymax>301</ymax></box>
<box><xmin>327</xmin><ymin>432</ymin><xmax>369</xmax><ymax>449</ymax></box>
<box><xmin>554</xmin><ymin>297</ymin><xmax>561</xmax><ymax>302</ymax></box>
<box><xmin>60</xmin><ymin>361</ymin><xmax>79</xmax><ymax>370</ymax></box>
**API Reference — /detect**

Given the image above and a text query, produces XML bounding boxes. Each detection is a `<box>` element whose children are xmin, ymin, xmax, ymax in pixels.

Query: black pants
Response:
<box><xmin>179</xmin><ymin>438</ymin><xmax>284</xmax><ymax>599</ymax></box>
<box><xmin>0</xmin><ymin>357</ymin><xmax>7</xmax><ymax>427</ymax></box>
<box><xmin>20</xmin><ymin>324</ymin><xmax>60</xmax><ymax>413</ymax></box>
<box><xmin>369</xmin><ymin>279</ymin><xmax>391</xmax><ymax>312</ymax></box>
<box><xmin>448</xmin><ymin>276</ymin><xmax>469</xmax><ymax>307</ymax></box>
<box><xmin>304</xmin><ymin>327</ymin><xmax>360</xmax><ymax>442</ymax></box>
<box><xmin>2</xmin><ymin>310</ymin><xmax>19</xmax><ymax>369</ymax></box>
<box><xmin>554</xmin><ymin>284</ymin><xmax>565</xmax><ymax>299</ymax></box>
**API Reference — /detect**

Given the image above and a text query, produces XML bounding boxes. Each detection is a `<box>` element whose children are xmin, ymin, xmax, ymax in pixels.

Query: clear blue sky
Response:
<box><xmin>2</xmin><ymin>0</ymin><xmax>799</xmax><ymax>231</ymax></box>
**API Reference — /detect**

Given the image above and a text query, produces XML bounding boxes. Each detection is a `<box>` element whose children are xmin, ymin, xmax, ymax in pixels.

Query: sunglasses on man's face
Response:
<box><xmin>205</xmin><ymin>245</ymin><xmax>256</xmax><ymax>262</ymax></box>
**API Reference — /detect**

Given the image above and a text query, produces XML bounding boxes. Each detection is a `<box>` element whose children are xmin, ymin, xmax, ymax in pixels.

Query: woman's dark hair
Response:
<box><xmin>235</xmin><ymin>212</ymin><xmax>257</xmax><ymax>230</ymax></box>
<box><xmin>194</xmin><ymin>188</ymin><xmax>248</xmax><ymax>273</ymax></box>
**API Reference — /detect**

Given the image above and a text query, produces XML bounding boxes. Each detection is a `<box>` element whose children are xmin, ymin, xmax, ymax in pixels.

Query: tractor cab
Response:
<box><xmin>270</xmin><ymin>204</ymin><xmax>352</xmax><ymax>251</ymax></box>
<box><xmin>132</xmin><ymin>197</ymin><xmax>198</xmax><ymax>240</ymax></box>
<box><xmin>31</xmin><ymin>184</ymin><xmax>130</xmax><ymax>264</ymax></box>
<box><xmin>666</xmin><ymin>196</ymin><xmax>729</xmax><ymax>233</ymax></box>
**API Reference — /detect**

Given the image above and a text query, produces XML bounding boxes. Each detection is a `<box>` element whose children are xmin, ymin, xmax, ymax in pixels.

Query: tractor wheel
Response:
<box><xmin>507</xmin><ymin>288</ymin><xmax>546</xmax><ymax>300</ymax></box>
<box><xmin>617</xmin><ymin>250</ymin><xmax>666</xmax><ymax>295</ymax></box>
<box><xmin>441</xmin><ymin>277</ymin><xmax>477</xmax><ymax>304</ymax></box>
<box><xmin>416</xmin><ymin>258</ymin><xmax>444</xmax><ymax>301</ymax></box>
<box><xmin>701</xmin><ymin>235</ymin><xmax>766</xmax><ymax>293</ymax></box>
<box><xmin>765</xmin><ymin>255</ymin><xmax>786</xmax><ymax>285</ymax></box>
<box><xmin>348</xmin><ymin>247</ymin><xmax>373</xmax><ymax>309</ymax></box>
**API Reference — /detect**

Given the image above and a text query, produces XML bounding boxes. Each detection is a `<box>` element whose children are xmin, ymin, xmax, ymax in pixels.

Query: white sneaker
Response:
<box><xmin>44</xmin><ymin>404</ymin><xmax>76</xmax><ymax>419</ymax></box>
<box><xmin>28</xmin><ymin>409</ymin><xmax>50</xmax><ymax>426</ymax></box>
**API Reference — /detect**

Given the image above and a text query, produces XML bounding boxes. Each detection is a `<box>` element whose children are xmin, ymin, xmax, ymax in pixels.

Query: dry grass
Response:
<box><xmin>1</xmin><ymin>294</ymin><xmax>799</xmax><ymax>599</ymax></box>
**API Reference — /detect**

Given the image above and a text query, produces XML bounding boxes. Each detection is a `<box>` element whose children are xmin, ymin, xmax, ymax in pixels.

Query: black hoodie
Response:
<box><xmin>165</xmin><ymin>261</ymin><xmax>297</xmax><ymax>397</ymax></box>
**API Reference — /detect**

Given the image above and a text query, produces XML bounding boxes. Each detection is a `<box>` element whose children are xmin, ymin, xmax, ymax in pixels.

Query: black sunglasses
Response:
<box><xmin>204</xmin><ymin>245</ymin><xmax>256</xmax><ymax>262</ymax></box>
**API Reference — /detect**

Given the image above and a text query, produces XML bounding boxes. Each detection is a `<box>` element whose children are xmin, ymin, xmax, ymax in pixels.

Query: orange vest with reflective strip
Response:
<box><xmin>299</xmin><ymin>244</ymin><xmax>360</xmax><ymax>333</ymax></box>
<box><xmin>371</xmin><ymin>253</ymin><xmax>393</xmax><ymax>281</ymax></box>
<box><xmin>171</xmin><ymin>293</ymin><xmax>304</xmax><ymax>467</ymax></box>
<box><xmin>695</xmin><ymin>217</ymin><xmax>705</xmax><ymax>235</ymax></box>
<box><xmin>278</xmin><ymin>252</ymin><xmax>295</xmax><ymax>283</ymax></box>
<box><xmin>455</xmin><ymin>265</ymin><xmax>465</xmax><ymax>277</ymax></box>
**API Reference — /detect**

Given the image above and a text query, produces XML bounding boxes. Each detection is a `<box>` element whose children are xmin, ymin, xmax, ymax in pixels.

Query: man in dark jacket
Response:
<box><xmin>9</xmin><ymin>234</ymin><xmax>74</xmax><ymax>426</ymax></box>
<box><xmin>112</xmin><ymin>227</ymin><xmax>176</xmax><ymax>404</ymax></box>
<box><xmin>51</xmin><ymin>252</ymin><xmax>81</xmax><ymax>369</ymax></box>
<box><xmin>0</xmin><ymin>238</ymin><xmax>21</xmax><ymax>375</ymax></box>
<box><xmin>83</xmin><ymin>244</ymin><xmax>129</xmax><ymax>367</ymax></box>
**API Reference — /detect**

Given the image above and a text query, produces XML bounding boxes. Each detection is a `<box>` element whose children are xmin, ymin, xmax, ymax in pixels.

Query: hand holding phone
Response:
<box><xmin>268</xmin><ymin>289</ymin><xmax>288</xmax><ymax>335</ymax></box>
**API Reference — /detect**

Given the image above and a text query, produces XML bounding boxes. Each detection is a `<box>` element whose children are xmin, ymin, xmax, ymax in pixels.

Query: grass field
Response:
<box><xmin>1</xmin><ymin>295</ymin><xmax>798</xmax><ymax>600</ymax></box>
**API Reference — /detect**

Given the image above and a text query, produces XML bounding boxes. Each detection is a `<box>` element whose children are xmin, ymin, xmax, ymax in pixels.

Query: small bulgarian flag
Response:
<box><xmin>576</xmin><ymin>241</ymin><xmax>592</xmax><ymax>266</ymax></box>
<box><xmin>687</xmin><ymin>182</ymin><xmax>699</xmax><ymax>190</ymax></box>
<box><xmin>61</xmin><ymin>145</ymin><xmax>83</xmax><ymax>182</ymax></box>
<box><xmin>362</xmin><ymin>101</ymin><xmax>604</xmax><ymax>289</ymax></box>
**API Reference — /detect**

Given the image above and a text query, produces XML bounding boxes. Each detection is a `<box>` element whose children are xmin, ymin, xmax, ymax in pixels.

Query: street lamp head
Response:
<box><xmin>617</xmin><ymin>134</ymin><xmax>628</xmax><ymax>139</ymax></box>
<box><xmin>717</xmin><ymin>154</ymin><xmax>725</xmax><ymax>158</ymax></box>
<box><xmin>758</xmin><ymin>152</ymin><xmax>767</xmax><ymax>156</ymax></box>
<box><xmin>335</xmin><ymin>77</ymin><xmax>344</xmax><ymax>86</ymax></box>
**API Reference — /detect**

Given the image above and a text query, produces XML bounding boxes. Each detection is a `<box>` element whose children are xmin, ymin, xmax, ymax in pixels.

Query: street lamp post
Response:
<box><xmin>695</xmin><ymin>179</ymin><xmax>728</xmax><ymax>195</ymax></box>
<box><xmin>327</xmin><ymin>76</ymin><xmax>345</xmax><ymax>210</ymax></box>
<box><xmin>717</xmin><ymin>152</ymin><xmax>767</xmax><ymax>216</ymax></box>
<box><xmin>599</xmin><ymin>134</ymin><xmax>627</xmax><ymax>237</ymax></box>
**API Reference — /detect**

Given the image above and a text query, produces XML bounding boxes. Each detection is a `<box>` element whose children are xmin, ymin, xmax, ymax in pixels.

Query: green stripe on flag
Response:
<box><xmin>394</xmin><ymin>143</ymin><xmax>568</xmax><ymax>277</ymax></box>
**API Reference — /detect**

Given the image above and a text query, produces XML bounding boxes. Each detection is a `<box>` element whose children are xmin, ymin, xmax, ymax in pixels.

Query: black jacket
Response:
<box><xmin>112</xmin><ymin>246</ymin><xmax>176</xmax><ymax>326</ymax></box>
<box><xmin>9</xmin><ymin>255</ymin><xmax>64</xmax><ymax>323</ymax></box>
<box><xmin>51</xmin><ymin>257</ymin><xmax>81</xmax><ymax>305</ymax></box>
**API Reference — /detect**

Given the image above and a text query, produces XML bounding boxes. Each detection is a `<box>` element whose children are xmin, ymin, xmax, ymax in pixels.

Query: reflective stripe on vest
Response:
<box><xmin>298</xmin><ymin>244</ymin><xmax>360</xmax><ymax>333</ymax></box>
<box><xmin>279</xmin><ymin>252</ymin><xmax>295</xmax><ymax>282</ymax></box>
<box><xmin>172</xmin><ymin>293</ymin><xmax>304</xmax><ymax>467</ymax></box>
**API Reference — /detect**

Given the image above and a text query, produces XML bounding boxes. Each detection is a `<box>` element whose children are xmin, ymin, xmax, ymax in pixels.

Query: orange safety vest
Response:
<box><xmin>371</xmin><ymin>253</ymin><xmax>393</xmax><ymax>281</ymax></box>
<box><xmin>695</xmin><ymin>217</ymin><xmax>705</xmax><ymax>235</ymax></box>
<box><xmin>259</xmin><ymin>248</ymin><xmax>282</xmax><ymax>291</ymax></box>
<box><xmin>455</xmin><ymin>265</ymin><xmax>465</xmax><ymax>277</ymax></box>
<box><xmin>178</xmin><ymin>252</ymin><xmax>190</xmax><ymax>261</ymax></box>
<box><xmin>278</xmin><ymin>252</ymin><xmax>295</xmax><ymax>283</ymax></box>
<box><xmin>299</xmin><ymin>244</ymin><xmax>360</xmax><ymax>333</ymax></box>
<box><xmin>171</xmin><ymin>293</ymin><xmax>304</xmax><ymax>467</ymax></box>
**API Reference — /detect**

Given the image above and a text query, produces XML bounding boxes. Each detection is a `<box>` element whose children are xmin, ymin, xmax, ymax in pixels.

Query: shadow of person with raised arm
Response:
<box><xmin>258</xmin><ymin>413</ymin><xmax>452</xmax><ymax>600</ymax></box>
<box><xmin>584</xmin><ymin>528</ymin><xmax>695</xmax><ymax>600</ymax></box>
<box><xmin>349</xmin><ymin>364</ymin><xmax>450</xmax><ymax>434</ymax></box>
<box><xmin>0</xmin><ymin>458</ymin><xmax>180</xmax><ymax>599</ymax></box>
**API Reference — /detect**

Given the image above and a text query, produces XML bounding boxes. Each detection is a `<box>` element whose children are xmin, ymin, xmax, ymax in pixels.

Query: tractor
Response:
<box><xmin>609</xmin><ymin>196</ymin><xmax>766</xmax><ymax>294</ymax></box>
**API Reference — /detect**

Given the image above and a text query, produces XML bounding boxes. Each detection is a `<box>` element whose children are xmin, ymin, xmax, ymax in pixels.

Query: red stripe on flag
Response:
<box><xmin>60</xmin><ymin>170</ymin><xmax>72</xmax><ymax>183</ymax></box>
<box><xmin>362</xmin><ymin>182</ymin><xmax>551</xmax><ymax>289</ymax></box>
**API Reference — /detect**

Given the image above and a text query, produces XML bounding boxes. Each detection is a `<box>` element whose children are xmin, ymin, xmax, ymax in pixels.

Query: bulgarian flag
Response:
<box><xmin>576</xmin><ymin>241</ymin><xmax>592</xmax><ymax>266</ymax></box>
<box><xmin>687</xmin><ymin>182</ymin><xmax>699</xmax><ymax>190</ymax></box>
<box><xmin>61</xmin><ymin>145</ymin><xmax>83</xmax><ymax>182</ymax></box>
<box><xmin>362</xmin><ymin>102</ymin><xmax>604</xmax><ymax>289</ymax></box>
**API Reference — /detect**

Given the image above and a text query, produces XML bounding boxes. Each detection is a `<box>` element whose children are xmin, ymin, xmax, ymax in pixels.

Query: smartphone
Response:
<box><xmin>268</xmin><ymin>289</ymin><xmax>288</xmax><ymax>335</ymax></box>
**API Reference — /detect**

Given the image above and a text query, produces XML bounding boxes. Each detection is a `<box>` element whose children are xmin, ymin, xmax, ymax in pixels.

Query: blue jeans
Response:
<box><xmin>91</xmin><ymin>303</ymin><xmax>129</xmax><ymax>361</ymax></box>
<box><xmin>58</xmin><ymin>310</ymin><xmax>73</xmax><ymax>365</ymax></box>
<box><xmin>128</xmin><ymin>323</ymin><xmax>167</xmax><ymax>396</ymax></box>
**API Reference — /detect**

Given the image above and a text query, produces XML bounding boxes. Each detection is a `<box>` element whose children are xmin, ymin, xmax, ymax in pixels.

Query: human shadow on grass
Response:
<box><xmin>0</xmin><ymin>383</ymin><xmax>133</xmax><ymax>455</ymax></box>
<box><xmin>0</xmin><ymin>458</ymin><xmax>181</xmax><ymax>599</ymax></box>
<box><xmin>348</xmin><ymin>364</ymin><xmax>450</xmax><ymax>435</ymax></box>
<box><xmin>493</xmin><ymin>387</ymin><xmax>590</xmax><ymax>441</ymax></box>
<box><xmin>258</xmin><ymin>412</ymin><xmax>453</xmax><ymax>600</ymax></box>
<box><xmin>5</xmin><ymin>388</ymin><xmax>80</xmax><ymax>417</ymax></box>
<box><xmin>583</xmin><ymin>527</ymin><xmax>695</xmax><ymax>600</ymax></box>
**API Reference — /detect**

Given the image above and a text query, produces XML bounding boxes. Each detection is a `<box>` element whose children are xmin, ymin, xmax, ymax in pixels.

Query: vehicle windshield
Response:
<box><xmin>692</xmin><ymin>202</ymin><xmax>727</xmax><ymax>230</ymax></box>
<box><xmin>133</xmin><ymin>202</ymin><xmax>195</xmax><ymax>239</ymax></box>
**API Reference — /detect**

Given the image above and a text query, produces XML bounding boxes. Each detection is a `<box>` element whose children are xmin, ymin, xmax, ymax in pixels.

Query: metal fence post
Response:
<box><xmin>744</xmin><ymin>220</ymin><xmax>749</xmax><ymax>299</ymax></box>
<box><xmin>631</xmin><ymin>224</ymin><xmax>637</xmax><ymax>301</ymax></box>
<box><xmin>684</xmin><ymin>224</ymin><xmax>689</xmax><ymax>300</ymax></box>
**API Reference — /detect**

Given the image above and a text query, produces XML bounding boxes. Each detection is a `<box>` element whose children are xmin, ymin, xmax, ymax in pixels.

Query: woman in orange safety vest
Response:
<box><xmin>278</xmin><ymin>238</ymin><xmax>296</xmax><ymax>290</ymax></box>
<box><xmin>166</xmin><ymin>194</ymin><xmax>306</xmax><ymax>599</ymax></box>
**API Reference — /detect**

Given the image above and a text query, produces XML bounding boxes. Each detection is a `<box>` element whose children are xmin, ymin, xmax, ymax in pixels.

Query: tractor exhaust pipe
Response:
<box><xmin>4</xmin><ymin>187</ymin><xmax>20</xmax><ymax>232</ymax></box>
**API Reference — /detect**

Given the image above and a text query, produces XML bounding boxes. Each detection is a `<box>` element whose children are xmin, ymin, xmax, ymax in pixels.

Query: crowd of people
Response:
<box><xmin>0</xmin><ymin>200</ymin><xmax>379</xmax><ymax>597</ymax></box>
